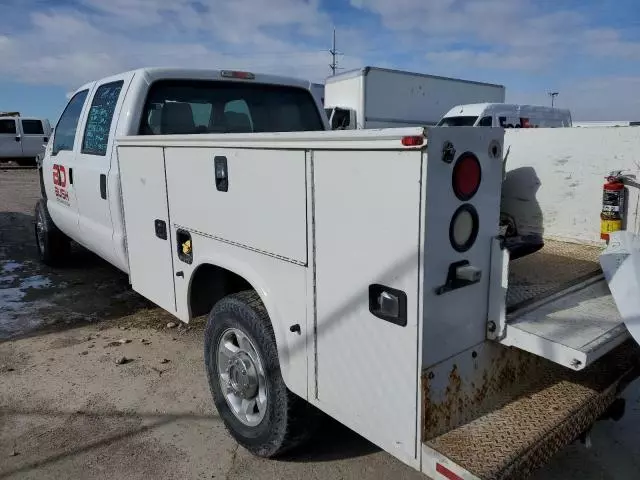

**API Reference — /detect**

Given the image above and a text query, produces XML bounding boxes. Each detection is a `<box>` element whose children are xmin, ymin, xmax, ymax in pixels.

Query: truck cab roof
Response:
<box><xmin>72</xmin><ymin>67</ymin><xmax>316</xmax><ymax>97</ymax></box>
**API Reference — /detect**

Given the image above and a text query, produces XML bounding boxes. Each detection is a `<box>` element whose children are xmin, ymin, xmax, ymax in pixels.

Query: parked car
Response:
<box><xmin>0</xmin><ymin>116</ymin><xmax>52</xmax><ymax>165</ymax></box>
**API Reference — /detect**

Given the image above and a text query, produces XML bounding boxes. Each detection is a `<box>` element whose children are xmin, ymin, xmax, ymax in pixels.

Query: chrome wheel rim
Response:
<box><xmin>36</xmin><ymin>210</ymin><xmax>45</xmax><ymax>253</ymax></box>
<box><xmin>217</xmin><ymin>327</ymin><xmax>268</xmax><ymax>427</ymax></box>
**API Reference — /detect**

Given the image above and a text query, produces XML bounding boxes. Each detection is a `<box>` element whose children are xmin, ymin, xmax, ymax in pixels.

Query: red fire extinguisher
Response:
<box><xmin>600</xmin><ymin>174</ymin><xmax>625</xmax><ymax>241</ymax></box>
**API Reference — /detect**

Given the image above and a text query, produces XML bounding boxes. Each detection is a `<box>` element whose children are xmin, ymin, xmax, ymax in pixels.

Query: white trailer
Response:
<box><xmin>324</xmin><ymin>66</ymin><xmax>505</xmax><ymax>130</ymax></box>
<box><xmin>501</xmin><ymin>127</ymin><xmax>640</xmax><ymax>244</ymax></box>
<box><xmin>35</xmin><ymin>67</ymin><xmax>640</xmax><ymax>480</ymax></box>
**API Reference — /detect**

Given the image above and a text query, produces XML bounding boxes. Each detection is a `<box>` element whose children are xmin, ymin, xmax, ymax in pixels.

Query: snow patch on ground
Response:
<box><xmin>1</xmin><ymin>261</ymin><xmax>22</xmax><ymax>273</ymax></box>
<box><xmin>0</xmin><ymin>264</ymin><xmax>54</xmax><ymax>338</ymax></box>
<box><xmin>20</xmin><ymin>275</ymin><xmax>52</xmax><ymax>290</ymax></box>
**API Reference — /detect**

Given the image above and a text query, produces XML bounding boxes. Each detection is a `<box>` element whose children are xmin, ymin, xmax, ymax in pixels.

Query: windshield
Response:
<box><xmin>437</xmin><ymin>116</ymin><xmax>479</xmax><ymax>127</ymax></box>
<box><xmin>140</xmin><ymin>80</ymin><xmax>324</xmax><ymax>135</ymax></box>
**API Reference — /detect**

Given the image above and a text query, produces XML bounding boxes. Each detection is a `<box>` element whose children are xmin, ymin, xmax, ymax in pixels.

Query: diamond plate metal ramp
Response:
<box><xmin>499</xmin><ymin>240</ymin><xmax>629</xmax><ymax>370</ymax></box>
<box><xmin>507</xmin><ymin>239</ymin><xmax>602</xmax><ymax>313</ymax></box>
<box><xmin>425</xmin><ymin>342</ymin><xmax>640</xmax><ymax>480</ymax></box>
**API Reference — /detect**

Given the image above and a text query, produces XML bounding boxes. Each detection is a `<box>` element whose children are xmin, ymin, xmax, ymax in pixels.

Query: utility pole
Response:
<box><xmin>329</xmin><ymin>28</ymin><xmax>341</xmax><ymax>76</ymax></box>
<box><xmin>548</xmin><ymin>91</ymin><xmax>559</xmax><ymax>108</ymax></box>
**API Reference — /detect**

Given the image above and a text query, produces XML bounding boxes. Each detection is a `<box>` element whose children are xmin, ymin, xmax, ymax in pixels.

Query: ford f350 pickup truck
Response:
<box><xmin>35</xmin><ymin>67</ymin><xmax>640</xmax><ymax>480</ymax></box>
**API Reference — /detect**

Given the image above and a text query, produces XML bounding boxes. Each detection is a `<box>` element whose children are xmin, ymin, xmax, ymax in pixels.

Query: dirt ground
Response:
<box><xmin>1</xmin><ymin>169</ymin><xmax>639</xmax><ymax>480</ymax></box>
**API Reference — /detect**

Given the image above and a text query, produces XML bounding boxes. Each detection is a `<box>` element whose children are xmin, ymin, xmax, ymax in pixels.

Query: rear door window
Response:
<box><xmin>478</xmin><ymin>116</ymin><xmax>493</xmax><ymax>127</ymax></box>
<box><xmin>81</xmin><ymin>81</ymin><xmax>124</xmax><ymax>156</ymax></box>
<box><xmin>139</xmin><ymin>80</ymin><xmax>324</xmax><ymax>135</ymax></box>
<box><xmin>21</xmin><ymin>119</ymin><xmax>44</xmax><ymax>135</ymax></box>
<box><xmin>0</xmin><ymin>119</ymin><xmax>17</xmax><ymax>134</ymax></box>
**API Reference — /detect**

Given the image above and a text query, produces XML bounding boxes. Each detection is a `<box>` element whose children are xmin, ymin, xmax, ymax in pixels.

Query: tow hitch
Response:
<box><xmin>599</xmin><ymin>397</ymin><xmax>626</xmax><ymax>422</ymax></box>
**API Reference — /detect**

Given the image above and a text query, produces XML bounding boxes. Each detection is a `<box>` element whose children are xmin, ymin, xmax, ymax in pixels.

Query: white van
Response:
<box><xmin>437</xmin><ymin>103</ymin><xmax>572</xmax><ymax>128</ymax></box>
<box><xmin>0</xmin><ymin>116</ymin><xmax>52</xmax><ymax>165</ymax></box>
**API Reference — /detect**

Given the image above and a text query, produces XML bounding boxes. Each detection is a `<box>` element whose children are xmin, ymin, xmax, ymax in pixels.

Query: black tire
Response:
<box><xmin>204</xmin><ymin>290</ymin><xmax>314</xmax><ymax>458</ymax></box>
<box><xmin>35</xmin><ymin>199</ymin><xmax>70</xmax><ymax>266</ymax></box>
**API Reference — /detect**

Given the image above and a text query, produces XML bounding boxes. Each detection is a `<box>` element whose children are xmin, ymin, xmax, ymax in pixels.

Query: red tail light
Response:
<box><xmin>452</xmin><ymin>152</ymin><xmax>481</xmax><ymax>201</ymax></box>
<box><xmin>401</xmin><ymin>135</ymin><xmax>424</xmax><ymax>147</ymax></box>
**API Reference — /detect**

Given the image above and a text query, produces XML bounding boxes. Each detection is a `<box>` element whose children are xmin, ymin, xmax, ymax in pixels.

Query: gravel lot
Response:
<box><xmin>1</xmin><ymin>169</ymin><xmax>639</xmax><ymax>480</ymax></box>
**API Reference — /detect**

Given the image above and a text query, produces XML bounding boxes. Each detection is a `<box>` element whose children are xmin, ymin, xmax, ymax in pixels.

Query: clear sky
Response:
<box><xmin>1</xmin><ymin>0</ymin><xmax>640</xmax><ymax>124</ymax></box>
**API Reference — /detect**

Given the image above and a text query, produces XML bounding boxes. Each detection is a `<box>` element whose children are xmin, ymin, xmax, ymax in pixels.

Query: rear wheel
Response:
<box><xmin>204</xmin><ymin>290</ymin><xmax>313</xmax><ymax>457</ymax></box>
<box><xmin>35</xmin><ymin>199</ymin><xmax>70</xmax><ymax>266</ymax></box>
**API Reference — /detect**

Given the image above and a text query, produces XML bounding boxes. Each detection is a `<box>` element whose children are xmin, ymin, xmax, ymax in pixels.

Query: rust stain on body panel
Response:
<box><xmin>422</xmin><ymin>341</ymin><xmax>640</xmax><ymax>480</ymax></box>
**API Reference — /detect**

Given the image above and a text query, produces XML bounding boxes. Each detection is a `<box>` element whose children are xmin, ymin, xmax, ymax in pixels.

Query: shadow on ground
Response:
<box><xmin>0</xmin><ymin>211</ymin><xmax>157</xmax><ymax>341</ymax></box>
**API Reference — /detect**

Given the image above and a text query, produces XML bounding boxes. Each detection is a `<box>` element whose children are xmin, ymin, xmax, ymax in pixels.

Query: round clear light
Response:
<box><xmin>450</xmin><ymin>204</ymin><xmax>479</xmax><ymax>252</ymax></box>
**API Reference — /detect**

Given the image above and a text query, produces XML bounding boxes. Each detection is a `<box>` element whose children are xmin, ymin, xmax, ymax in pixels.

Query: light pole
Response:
<box><xmin>548</xmin><ymin>91</ymin><xmax>559</xmax><ymax>108</ymax></box>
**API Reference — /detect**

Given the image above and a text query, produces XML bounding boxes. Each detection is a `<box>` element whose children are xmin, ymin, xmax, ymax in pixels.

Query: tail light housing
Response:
<box><xmin>220</xmin><ymin>70</ymin><xmax>255</xmax><ymax>80</ymax></box>
<box><xmin>402</xmin><ymin>135</ymin><xmax>424</xmax><ymax>147</ymax></box>
<box><xmin>449</xmin><ymin>204</ymin><xmax>479</xmax><ymax>252</ymax></box>
<box><xmin>452</xmin><ymin>152</ymin><xmax>481</xmax><ymax>201</ymax></box>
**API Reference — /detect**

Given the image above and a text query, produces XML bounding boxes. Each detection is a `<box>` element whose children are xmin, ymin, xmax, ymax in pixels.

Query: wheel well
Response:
<box><xmin>189</xmin><ymin>264</ymin><xmax>254</xmax><ymax>317</ymax></box>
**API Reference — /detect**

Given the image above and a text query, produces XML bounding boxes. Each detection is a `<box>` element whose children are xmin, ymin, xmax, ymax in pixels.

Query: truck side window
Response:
<box><xmin>21</xmin><ymin>120</ymin><xmax>44</xmax><ymax>135</ymax></box>
<box><xmin>478</xmin><ymin>116</ymin><xmax>492</xmax><ymax>127</ymax></box>
<box><xmin>53</xmin><ymin>90</ymin><xmax>89</xmax><ymax>155</ymax></box>
<box><xmin>81</xmin><ymin>81</ymin><xmax>124</xmax><ymax>156</ymax></box>
<box><xmin>0</xmin><ymin>119</ymin><xmax>17</xmax><ymax>134</ymax></box>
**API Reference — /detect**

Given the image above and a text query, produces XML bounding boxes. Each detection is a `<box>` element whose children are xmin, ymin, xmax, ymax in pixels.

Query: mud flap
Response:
<box><xmin>600</xmin><ymin>230</ymin><xmax>640</xmax><ymax>346</ymax></box>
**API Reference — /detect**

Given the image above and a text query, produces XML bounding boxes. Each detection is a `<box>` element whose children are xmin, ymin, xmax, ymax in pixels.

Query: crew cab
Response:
<box><xmin>0</xmin><ymin>115</ymin><xmax>51</xmax><ymax>165</ymax></box>
<box><xmin>35</xmin><ymin>68</ymin><xmax>327</xmax><ymax>270</ymax></box>
<box><xmin>35</xmin><ymin>68</ymin><xmax>640</xmax><ymax>480</ymax></box>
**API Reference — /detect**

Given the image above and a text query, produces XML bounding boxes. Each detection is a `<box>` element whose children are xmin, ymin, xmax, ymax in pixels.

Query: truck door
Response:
<box><xmin>313</xmin><ymin>149</ymin><xmax>422</xmax><ymax>463</ymax></box>
<box><xmin>20</xmin><ymin>119</ymin><xmax>49</xmax><ymax>158</ymax></box>
<box><xmin>74</xmin><ymin>73</ymin><xmax>133</xmax><ymax>267</ymax></box>
<box><xmin>43</xmin><ymin>89</ymin><xmax>91</xmax><ymax>240</ymax></box>
<box><xmin>118</xmin><ymin>146</ymin><xmax>176</xmax><ymax>314</ymax></box>
<box><xmin>0</xmin><ymin>118</ymin><xmax>22</xmax><ymax>158</ymax></box>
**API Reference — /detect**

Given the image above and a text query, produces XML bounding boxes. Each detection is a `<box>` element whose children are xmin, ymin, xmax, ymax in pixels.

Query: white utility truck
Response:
<box><xmin>324</xmin><ymin>66</ymin><xmax>505</xmax><ymax>130</ymax></box>
<box><xmin>0</xmin><ymin>115</ymin><xmax>52</xmax><ymax>165</ymax></box>
<box><xmin>36</xmin><ymin>67</ymin><xmax>640</xmax><ymax>480</ymax></box>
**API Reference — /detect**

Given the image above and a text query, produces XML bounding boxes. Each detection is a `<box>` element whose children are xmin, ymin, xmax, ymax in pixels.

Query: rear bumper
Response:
<box><xmin>423</xmin><ymin>341</ymin><xmax>640</xmax><ymax>480</ymax></box>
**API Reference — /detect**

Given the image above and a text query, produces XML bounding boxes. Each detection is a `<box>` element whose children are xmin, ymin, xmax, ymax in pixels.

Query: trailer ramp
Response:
<box><xmin>424</xmin><ymin>341</ymin><xmax>640</xmax><ymax>480</ymax></box>
<box><xmin>499</xmin><ymin>240</ymin><xmax>630</xmax><ymax>370</ymax></box>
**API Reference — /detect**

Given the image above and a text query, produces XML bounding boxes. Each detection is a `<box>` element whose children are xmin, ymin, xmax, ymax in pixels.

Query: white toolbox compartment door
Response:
<box><xmin>163</xmin><ymin>147</ymin><xmax>307</xmax><ymax>265</ymax></box>
<box><xmin>118</xmin><ymin>146</ymin><xmax>177</xmax><ymax>313</ymax></box>
<box><xmin>313</xmin><ymin>149</ymin><xmax>422</xmax><ymax>463</ymax></box>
